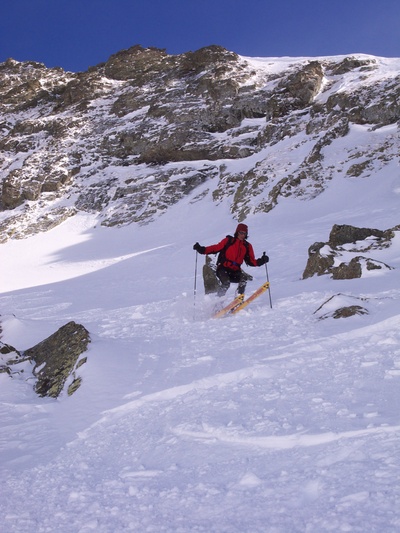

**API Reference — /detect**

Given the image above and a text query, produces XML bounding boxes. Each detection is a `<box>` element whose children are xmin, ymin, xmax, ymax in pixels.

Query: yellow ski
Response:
<box><xmin>230</xmin><ymin>281</ymin><xmax>270</xmax><ymax>315</ymax></box>
<box><xmin>212</xmin><ymin>294</ymin><xmax>244</xmax><ymax>318</ymax></box>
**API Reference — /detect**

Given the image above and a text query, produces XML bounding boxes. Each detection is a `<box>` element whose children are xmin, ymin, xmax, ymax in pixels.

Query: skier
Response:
<box><xmin>193</xmin><ymin>223</ymin><xmax>268</xmax><ymax>297</ymax></box>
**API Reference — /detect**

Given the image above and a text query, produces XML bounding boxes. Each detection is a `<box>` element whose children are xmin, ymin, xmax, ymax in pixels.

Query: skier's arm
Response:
<box><xmin>193</xmin><ymin>237</ymin><xmax>228</xmax><ymax>255</ymax></box>
<box><xmin>204</xmin><ymin>237</ymin><xmax>230</xmax><ymax>255</ymax></box>
<box><xmin>245</xmin><ymin>244</ymin><xmax>269</xmax><ymax>266</ymax></box>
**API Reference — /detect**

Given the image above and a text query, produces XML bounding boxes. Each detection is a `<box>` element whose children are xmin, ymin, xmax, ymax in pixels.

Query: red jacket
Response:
<box><xmin>205</xmin><ymin>237</ymin><xmax>258</xmax><ymax>271</ymax></box>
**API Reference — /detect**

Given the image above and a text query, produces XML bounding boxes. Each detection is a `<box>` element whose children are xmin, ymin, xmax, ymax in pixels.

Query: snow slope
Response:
<box><xmin>1</xmin><ymin>127</ymin><xmax>400</xmax><ymax>531</ymax></box>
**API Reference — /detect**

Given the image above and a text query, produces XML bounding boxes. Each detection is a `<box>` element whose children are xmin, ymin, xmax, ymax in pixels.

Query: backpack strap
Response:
<box><xmin>216</xmin><ymin>235</ymin><xmax>234</xmax><ymax>266</ymax></box>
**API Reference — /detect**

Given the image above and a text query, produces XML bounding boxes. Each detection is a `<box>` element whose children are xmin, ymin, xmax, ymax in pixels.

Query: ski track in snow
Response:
<box><xmin>2</xmin><ymin>286</ymin><xmax>400</xmax><ymax>532</ymax></box>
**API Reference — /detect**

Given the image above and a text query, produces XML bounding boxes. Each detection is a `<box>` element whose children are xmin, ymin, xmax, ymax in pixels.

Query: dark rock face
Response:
<box><xmin>331</xmin><ymin>257</ymin><xmax>363</xmax><ymax>280</ymax></box>
<box><xmin>103</xmin><ymin>45</ymin><xmax>173</xmax><ymax>82</ymax></box>
<box><xmin>328</xmin><ymin>224</ymin><xmax>392</xmax><ymax>248</ymax></box>
<box><xmin>0</xmin><ymin>47</ymin><xmax>398</xmax><ymax>237</ymax></box>
<box><xmin>302</xmin><ymin>242</ymin><xmax>335</xmax><ymax>279</ymax></box>
<box><xmin>203</xmin><ymin>256</ymin><xmax>221</xmax><ymax>295</ymax></box>
<box><xmin>1</xmin><ymin>319</ymin><xmax>90</xmax><ymax>398</ymax></box>
<box><xmin>276</xmin><ymin>61</ymin><xmax>324</xmax><ymax>112</ymax></box>
<box><xmin>332</xmin><ymin>305</ymin><xmax>368</xmax><ymax>318</ymax></box>
<box><xmin>24</xmin><ymin>321</ymin><xmax>90</xmax><ymax>398</ymax></box>
<box><xmin>303</xmin><ymin>224</ymin><xmax>396</xmax><ymax>279</ymax></box>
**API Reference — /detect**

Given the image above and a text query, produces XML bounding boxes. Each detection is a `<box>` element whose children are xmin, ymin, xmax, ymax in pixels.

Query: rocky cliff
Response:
<box><xmin>0</xmin><ymin>45</ymin><xmax>399</xmax><ymax>240</ymax></box>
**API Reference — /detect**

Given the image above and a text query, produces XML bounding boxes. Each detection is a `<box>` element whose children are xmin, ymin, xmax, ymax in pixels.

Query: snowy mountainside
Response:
<box><xmin>1</xmin><ymin>46</ymin><xmax>400</xmax><ymax>532</ymax></box>
<box><xmin>1</xmin><ymin>165</ymin><xmax>400</xmax><ymax>531</ymax></box>
<box><xmin>0</xmin><ymin>46</ymin><xmax>399</xmax><ymax>238</ymax></box>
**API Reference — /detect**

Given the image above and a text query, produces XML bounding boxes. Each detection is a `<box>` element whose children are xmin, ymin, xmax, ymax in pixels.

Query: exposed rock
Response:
<box><xmin>332</xmin><ymin>257</ymin><xmax>362</xmax><ymax>279</ymax></box>
<box><xmin>303</xmin><ymin>224</ymin><xmax>397</xmax><ymax>279</ymax></box>
<box><xmin>202</xmin><ymin>256</ymin><xmax>220</xmax><ymax>295</ymax></box>
<box><xmin>1</xmin><ymin>160</ymin><xmax>78</xmax><ymax>210</ymax></box>
<box><xmin>0</xmin><ymin>59</ymin><xmax>71</xmax><ymax>112</ymax></box>
<box><xmin>332</xmin><ymin>256</ymin><xmax>393</xmax><ymax>280</ymax></box>
<box><xmin>279</xmin><ymin>61</ymin><xmax>324</xmax><ymax>108</ymax></box>
<box><xmin>346</xmin><ymin>160</ymin><xmax>372</xmax><ymax>177</ymax></box>
<box><xmin>302</xmin><ymin>242</ymin><xmax>335</xmax><ymax>279</ymax></box>
<box><xmin>313</xmin><ymin>294</ymin><xmax>369</xmax><ymax>320</ymax></box>
<box><xmin>305</xmin><ymin>118</ymin><xmax>350</xmax><ymax>164</ymax></box>
<box><xmin>329</xmin><ymin>56</ymin><xmax>377</xmax><ymax>75</ymax></box>
<box><xmin>332</xmin><ymin>305</ymin><xmax>369</xmax><ymax>318</ymax></box>
<box><xmin>1</xmin><ymin>318</ymin><xmax>90</xmax><ymax>397</ymax></box>
<box><xmin>103</xmin><ymin>45</ymin><xmax>173</xmax><ymax>82</ymax></box>
<box><xmin>325</xmin><ymin>75</ymin><xmax>400</xmax><ymax>126</ymax></box>
<box><xmin>24</xmin><ymin>321</ymin><xmax>90</xmax><ymax>398</ymax></box>
<box><xmin>0</xmin><ymin>341</ymin><xmax>23</xmax><ymax>375</ymax></box>
<box><xmin>328</xmin><ymin>224</ymin><xmax>393</xmax><ymax>248</ymax></box>
<box><xmin>0</xmin><ymin>206</ymin><xmax>77</xmax><ymax>242</ymax></box>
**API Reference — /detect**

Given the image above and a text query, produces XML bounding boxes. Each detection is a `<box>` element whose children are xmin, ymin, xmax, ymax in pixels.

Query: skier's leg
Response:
<box><xmin>216</xmin><ymin>267</ymin><xmax>230</xmax><ymax>296</ymax></box>
<box><xmin>237</xmin><ymin>270</ymin><xmax>247</xmax><ymax>295</ymax></box>
<box><xmin>237</xmin><ymin>276</ymin><xmax>247</xmax><ymax>295</ymax></box>
<box><xmin>228</xmin><ymin>269</ymin><xmax>247</xmax><ymax>295</ymax></box>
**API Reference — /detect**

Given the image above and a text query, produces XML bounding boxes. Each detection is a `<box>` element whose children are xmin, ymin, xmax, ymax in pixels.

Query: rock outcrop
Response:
<box><xmin>0</xmin><ymin>320</ymin><xmax>90</xmax><ymax>398</ymax></box>
<box><xmin>303</xmin><ymin>224</ymin><xmax>397</xmax><ymax>279</ymax></box>
<box><xmin>24</xmin><ymin>321</ymin><xmax>90</xmax><ymax>398</ymax></box>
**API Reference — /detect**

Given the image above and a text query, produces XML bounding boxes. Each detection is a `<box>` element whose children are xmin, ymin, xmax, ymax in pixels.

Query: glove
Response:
<box><xmin>256</xmin><ymin>253</ymin><xmax>269</xmax><ymax>266</ymax></box>
<box><xmin>193</xmin><ymin>242</ymin><xmax>206</xmax><ymax>254</ymax></box>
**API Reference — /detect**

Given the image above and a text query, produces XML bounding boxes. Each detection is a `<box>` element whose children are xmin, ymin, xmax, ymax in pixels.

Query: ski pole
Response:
<box><xmin>264</xmin><ymin>254</ymin><xmax>273</xmax><ymax>309</ymax></box>
<box><xmin>193</xmin><ymin>251</ymin><xmax>198</xmax><ymax>319</ymax></box>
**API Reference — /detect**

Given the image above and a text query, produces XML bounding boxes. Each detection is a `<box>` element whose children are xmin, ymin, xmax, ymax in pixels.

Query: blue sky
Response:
<box><xmin>1</xmin><ymin>0</ymin><xmax>399</xmax><ymax>72</ymax></box>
